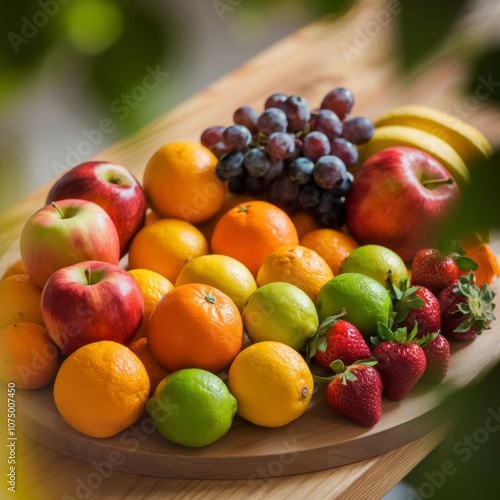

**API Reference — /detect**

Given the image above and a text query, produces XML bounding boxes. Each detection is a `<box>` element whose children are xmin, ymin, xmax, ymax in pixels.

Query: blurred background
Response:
<box><xmin>1</xmin><ymin>1</ymin><xmax>500</xmax><ymax>496</ymax></box>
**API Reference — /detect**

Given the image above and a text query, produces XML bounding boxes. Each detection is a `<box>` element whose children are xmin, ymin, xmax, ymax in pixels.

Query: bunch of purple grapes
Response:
<box><xmin>200</xmin><ymin>88</ymin><xmax>374</xmax><ymax>229</ymax></box>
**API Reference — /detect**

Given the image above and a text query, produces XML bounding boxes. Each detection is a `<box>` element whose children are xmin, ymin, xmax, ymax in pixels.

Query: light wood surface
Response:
<box><xmin>1</xmin><ymin>0</ymin><xmax>500</xmax><ymax>498</ymax></box>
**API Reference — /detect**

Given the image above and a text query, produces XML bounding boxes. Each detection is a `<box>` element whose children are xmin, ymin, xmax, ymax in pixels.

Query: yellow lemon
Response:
<box><xmin>175</xmin><ymin>254</ymin><xmax>256</xmax><ymax>312</ymax></box>
<box><xmin>227</xmin><ymin>341</ymin><xmax>313</xmax><ymax>427</ymax></box>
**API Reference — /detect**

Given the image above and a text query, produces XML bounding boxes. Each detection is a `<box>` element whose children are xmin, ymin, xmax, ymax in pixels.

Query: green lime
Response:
<box><xmin>242</xmin><ymin>282</ymin><xmax>319</xmax><ymax>351</ymax></box>
<box><xmin>316</xmin><ymin>273</ymin><xmax>392</xmax><ymax>339</ymax></box>
<box><xmin>146</xmin><ymin>368</ymin><xmax>237</xmax><ymax>447</ymax></box>
<box><xmin>339</xmin><ymin>244</ymin><xmax>409</xmax><ymax>289</ymax></box>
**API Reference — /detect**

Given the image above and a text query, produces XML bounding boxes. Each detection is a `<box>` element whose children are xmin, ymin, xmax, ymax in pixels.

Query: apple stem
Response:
<box><xmin>421</xmin><ymin>177</ymin><xmax>454</xmax><ymax>189</ymax></box>
<box><xmin>51</xmin><ymin>202</ymin><xmax>65</xmax><ymax>219</ymax></box>
<box><xmin>85</xmin><ymin>267</ymin><xmax>92</xmax><ymax>285</ymax></box>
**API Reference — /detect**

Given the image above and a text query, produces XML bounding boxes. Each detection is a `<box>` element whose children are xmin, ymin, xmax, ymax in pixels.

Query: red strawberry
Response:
<box><xmin>438</xmin><ymin>272</ymin><xmax>496</xmax><ymax>340</ymax></box>
<box><xmin>421</xmin><ymin>334</ymin><xmax>450</xmax><ymax>383</ymax></box>
<box><xmin>391</xmin><ymin>280</ymin><xmax>441</xmax><ymax>337</ymax></box>
<box><xmin>321</xmin><ymin>359</ymin><xmax>382</xmax><ymax>427</ymax></box>
<box><xmin>371</xmin><ymin>323</ymin><xmax>433</xmax><ymax>401</ymax></box>
<box><xmin>411</xmin><ymin>240</ymin><xmax>477</xmax><ymax>295</ymax></box>
<box><xmin>306</xmin><ymin>312</ymin><xmax>372</xmax><ymax>371</ymax></box>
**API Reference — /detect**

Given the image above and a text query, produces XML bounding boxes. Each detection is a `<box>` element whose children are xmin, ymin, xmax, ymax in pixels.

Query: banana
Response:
<box><xmin>356</xmin><ymin>125</ymin><xmax>470</xmax><ymax>189</ymax></box>
<box><xmin>374</xmin><ymin>104</ymin><xmax>492</xmax><ymax>167</ymax></box>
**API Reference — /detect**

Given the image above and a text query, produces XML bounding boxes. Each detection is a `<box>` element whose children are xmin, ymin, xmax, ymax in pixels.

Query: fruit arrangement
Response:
<box><xmin>1</xmin><ymin>87</ymin><xmax>500</xmax><ymax>457</ymax></box>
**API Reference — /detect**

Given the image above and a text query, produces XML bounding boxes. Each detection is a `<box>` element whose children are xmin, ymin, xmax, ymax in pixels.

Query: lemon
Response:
<box><xmin>146</xmin><ymin>368</ymin><xmax>237</xmax><ymax>448</ymax></box>
<box><xmin>242</xmin><ymin>282</ymin><xmax>319</xmax><ymax>351</ymax></box>
<box><xmin>175</xmin><ymin>254</ymin><xmax>257</xmax><ymax>312</ymax></box>
<box><xmin>316</xmin><ymin>273</ymin><xmax>392</xmax><ymax>339</ymax></box>
<box><xmin>339</xmin><ymin>244</ymin><xmax>409</xmax><ymax>289</ymax></box>
<box><xmin>227</xmin><ymin>341</ymin><xmax>313</xmax><ymax>427</ymax></box>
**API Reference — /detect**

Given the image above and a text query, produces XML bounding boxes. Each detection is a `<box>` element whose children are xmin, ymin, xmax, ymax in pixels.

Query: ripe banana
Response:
<box><xmin>374</xmin><ymin>104</ymin><xmax>492</xmax><ymax>167</ymax></box>
<box><xmin>356</xmin><ymin>125</ymin><xmax>470</xmax><ymax>189</ymax></box>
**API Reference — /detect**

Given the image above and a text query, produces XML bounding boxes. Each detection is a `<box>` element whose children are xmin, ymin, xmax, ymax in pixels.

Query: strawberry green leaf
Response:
<box><xmin>453</xmin><ymin>256</ymin><xmax>478</xmax><ymax>271</ymax></box>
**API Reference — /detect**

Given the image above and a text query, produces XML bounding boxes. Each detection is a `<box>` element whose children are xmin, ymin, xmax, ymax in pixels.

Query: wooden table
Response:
<box><xmin>1</xmin><ymin>0</ymin><xmax>500</xmax><ymax>498</ymax></box>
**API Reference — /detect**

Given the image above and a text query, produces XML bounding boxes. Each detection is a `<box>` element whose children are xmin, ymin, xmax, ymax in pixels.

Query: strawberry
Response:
<box><xmin>391</xmin><ymin>279</ymin><xmax>441</xmax><ymax>338</ymax></box>
<box><xmin>371</xmin><ymin>323</ymin><xmax>435</xmax><ymax>401</ymax></box>
<box><xmin>421</xmin><ymin>333</ymin><xmax>450</xmax><ymax>383</ymax></box>
<box><xmin>438</xmin><ymin>272</ymin><xmax>496</xmax><ymax>340</ymax></box>
<box><xmin>306</xmin><ymin>311</ymin><xmax>372</xmax><ymax>371</ymax></box>
<box><xmin>319</xmin><ymin>359</ymin><xmax>382</xmax><ymax>427</ymax></box>
<box><xmin>411</xmin><ymin>239</ymin><xmax>477</xmax><ymax>295</ymax></box>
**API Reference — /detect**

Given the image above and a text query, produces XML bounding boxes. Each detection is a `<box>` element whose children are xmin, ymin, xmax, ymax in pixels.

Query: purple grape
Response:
<box><xmin>302</xmin><ymin>131</ymin><xmax>331</xmax><ymax>162</ymax></box>
<box><xmin>299</xmin><ymin>182</ymin><xmax>322</xmax><ymax>209</ymax></box>
<box><xmin>201</xmin><ymin>126</ymin><xmax>225</xmax><ymax>149</ymax></box>
<box><xmin>263</xmin><ymin>158</ymin><xmax>284</xmax><ymax>180</ymax></box>
<box><xmin>341</xmin><ymin>117</ymin><xmax>375</xmax><ymax>145</ymax></box>
<box><xmin>233</xmin><ymin>106</ymin><xmax>259</xmax><ymax>134</ymax></box>
<box><xmin>288</xmin><ymin>157</ymin><xmax>315</xmax><ymax>185</ymax></box>
<box><xmin>310</xmin><ymin>109</ymin><xmax>343</xmax><ymax>141</ymax></box>
<box><xmin>216</xmin><ymin>151</ymin><xmax>245</xmax><ymax>180</ymax></box>
<box><xmin>210</xmin><ymin>141</ymin><xmax>230</xmax><ymax>159</ymax></box>
<box><xmin>329</xmin><ymin>137</ymin><xmax>359</xmax><ymax>168</ymax></box>
<box><xmin>222</xmin><ymin>125</ymin><xmax>252</xmax><ymax>151</ymax></box>
<box><xmin>289</xmin><ymin>138</ymin><xmax>303</xmax><ymax>161</ymax></box>
<box><xmin>313</xmin><ymin>155</ymin><xmax>348</xmax><ymax>190</ymax></box>
<box><xmin>313</xmin><ymin>191</ymin><xmax>346</xmax><ymax>228</ymax></box>
<box><xmin>257</xmin><ymin>108</ymin><xmax>288</xmax><ymax>136</ymax></box>
<box><xmin>245</xmin><ymin>175</ymin><xmax>269</xmax><ymax>196</ymax></box>
<box><xmin>283</xmin><ymin>95</ymin><xmax>311</xmax><ymax>132</ymax></box>
<box><xmin>265</xmin><ymin>132</ymin><xmax>296</xmax><ymax>160</ymax></box>
<box><xmin>228</xmin><ymin>172</ymin><xmax>247</xmax><ymax>194</ymax></box>
<box><xmin>244</xmin><ymin>148</ymin><xmax>271</xmax><ymax>177</ymax></box>
<box><xmin>320</xmin><ymin>88</ymin><xmax>354</xmax><ymax>120</ymax></box>
<box><xmin>267</xmin><ymin>174</ymin><xmax>300</xmax><ymax>209</ymax></box>
<box><xmin>265</xmin><ymin>93</ymin><xmax>287</xmax><ymax>109</ymax></box>
<box><xmin>328</xmin><ymin>170</ymin><xmax>354</xmax><ymax>197</ymax></box>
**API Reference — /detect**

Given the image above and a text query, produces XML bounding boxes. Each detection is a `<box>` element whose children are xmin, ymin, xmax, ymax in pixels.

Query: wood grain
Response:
<box><xmin>1</xmin><ymin>0</ymin><xmax>500</xmax><ymax>497</ymax></box>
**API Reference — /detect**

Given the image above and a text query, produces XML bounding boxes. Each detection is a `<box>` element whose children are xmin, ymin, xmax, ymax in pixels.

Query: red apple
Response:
<box><xmin>345</xmin><ymin>147</ymin><xmax>461</xmax><ymax>262</ymax></box>
<box><xmin>41</xmin><ymin>260</ymin><xmax>144</xmax><ymax>355</ymax></box>
<box><xmin>46</xmin><ymin>161</ymin><xmax>147</xmax><ymax>256</ymax></box>
<box><xmin>20</xmin><ymin>199</ymin><xmax>120</xmax><ymax>289</ymax></box>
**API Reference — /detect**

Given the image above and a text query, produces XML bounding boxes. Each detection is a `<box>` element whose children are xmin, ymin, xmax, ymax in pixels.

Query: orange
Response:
<box><xmin>143</xmin><ymin>141</ymin><xmax>227</xmax><ymax>224</ymax></box>
<box><xmin>211</xmin><ymin>200</ymin><xmax>299</xmax><ymax>276</ymax></box>
<box><xmin>227</xmin><ymin>341</ymin><xmax>314</xmax><ymax>427</ymax></box>
<box><xmin>147</xmin><ymin>283</ymin><xmax>244</xmax><ymax>374</ymax></box>
<box><xmin>0</xmin><ymin>274</ymin><xmax>44</xmax><ymax>329</ymax></box>
<box><xmin>256</xmin><ymin>245</ymin><xmax>333</xmax><ymax>303</ymax></box>
<box><xmin>0</xmin><ymin>322</ymin><xmax>60</xmax><ymax>389</ymax></box>
<box><xmin>145</xmin><ymin>209</ymin><xmax>160</xmax><ymax>225</ymax></box>
<box><xmin>290</xmin><ymin>210</ymin><xmax>320</xmax><ymax>239</ymax></box>
<box><xmin>128</xmin><ymin>218</ymin><xmax>209</xmax><ymax>283</ymax></box>
<box><xmin>196</xmin><ymin>193</ymin><xmax>257</xmax><ymax>241</ymax></box>
<box><xmin>53</xmin><ymin>340</ymin><xmax>150</xmax><ymax>438</ymax></box>
<box><xmin>300</xmin><ymin>228</ymin><xmax>359</xmax><ymax>275</ymax></box>
<box><xmin>461</xmin><ymin>238</ymin><xmax>500</xmax><ymax>287</ymax></box>
<box><xmin>1</xmin><ymin>259</ymin><xmax>27</xmax><ymax>280</ymax></box>
<box><xmin>128</xmin><ymin>337</ymin><xmax>170</xmax><ymax>396</ymax></box>
<box><xmin>127</xmin><ymin>268</ymin><xmax>174</xmax><ymax>341</ymax></box>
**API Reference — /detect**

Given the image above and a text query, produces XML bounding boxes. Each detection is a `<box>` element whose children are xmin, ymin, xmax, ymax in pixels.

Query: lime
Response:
<box><xmin>339</xmin><ymin>244</ymin><xmax>409</xmax><ymax>289</ymax></box>
<box><xmin>175</xmin><ymin>254</ymin><xmax>256</xmax><ymax>312</ymax></box>
<box><xmin>242</xmin><ymin>282</ymin><xmax>319</xmax><ymax>351</ymax></box>
<box><xmin>146</xmin><ymin>368</ymin><xmax>237</xmax><ymax>448</ymax></box>
<box><xmin>316</xmin><ymin>273</ymin><xmax>392</xmax><ymax>339</ymax></box>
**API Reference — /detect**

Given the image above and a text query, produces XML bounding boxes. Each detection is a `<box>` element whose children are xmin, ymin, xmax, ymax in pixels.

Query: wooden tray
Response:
<box><xmin>1</xmin><ymin>0</ymin><xmax>500</xmax><ymax>483</ymax></box>
<box><xmin>3</xmin><ymin>268</ymin><xmax>499</xmax><ymax>480</ymax></box>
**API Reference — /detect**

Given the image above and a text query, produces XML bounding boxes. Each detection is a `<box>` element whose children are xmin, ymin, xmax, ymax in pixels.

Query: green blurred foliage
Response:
<box><xmin>396</xmin><ymin>0</ymin><xmax>469</xmax><ymax>73</ymax></box>
<box><xmin>1</xmin><ymin>0</ymin><xmax>182</xmax><ymax>134</ymax></box>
